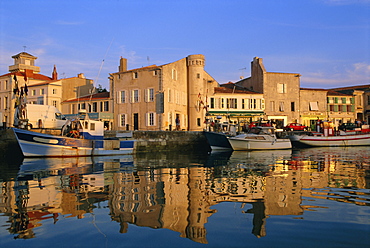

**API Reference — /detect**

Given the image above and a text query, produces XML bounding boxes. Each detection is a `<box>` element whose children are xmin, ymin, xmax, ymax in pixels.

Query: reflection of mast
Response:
<box><xmin>244</xmin><ymin>201</ymin><xmax>267</xmax><ymax>238</ymax></box>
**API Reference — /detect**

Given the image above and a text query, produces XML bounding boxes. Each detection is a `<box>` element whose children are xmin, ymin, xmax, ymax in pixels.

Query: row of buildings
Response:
<box><xmin>0</xmin><ymin>52</ymin><xmax>369</xmax><ymax>131</ymax></box>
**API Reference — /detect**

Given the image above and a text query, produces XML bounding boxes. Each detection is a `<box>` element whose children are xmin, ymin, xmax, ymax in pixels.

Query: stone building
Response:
<box><xmin>235</xmin><ymin>57</ymin><xmax>301</xmax><ymax>128</ymax></box>
<box><xmin>0</xmin><ymin>52</ymin><xmax>95</xmax><ymax>127</ymax></box>
<box><xmin>299</xmin><ymin>88</ymin><xmax>328</xmax><ymax>129</ymax></box>
<box><xmin>206</xmin><ymin>82</ymin><xmax>265</xmax><ymax>131</ymax></box>
<box><xmin>326</xmin><ymin>90</ymin><xmax>356</xmax><ymax>127</ymax></box>
<box><xmin>328</xmin><ymin>84</ymin><xmax>370</xmax><ymax>124</ymax></box>
<box><xmin>109</xmin><ymin>55</ymin><xmax>219</xmax><ymax>131</ymax></box>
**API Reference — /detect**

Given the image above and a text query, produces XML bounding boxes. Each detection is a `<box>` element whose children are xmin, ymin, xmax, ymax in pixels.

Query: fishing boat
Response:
<box><xmin>12</xmin><ymin>117</ymin><xmax>135</xmax><ymax>157</ymax></box>
<box><xmin>288</xmin><ymin>122</ymin><xmax>370</xmax><ymax>147</ymax></box>
<box><xmin>290</xmin><ymin>131</ymin><xmax>370</xmax><ymax>147</ymax></box>
<box><xmin>228</xmin><ymin>126</ymin><xmax>292</xmax><ymax>151</ymax></box>
<box><xmin>203</xmin><ymin>131</ymin><xmax>233</xmax><ymax>151</ymax></box>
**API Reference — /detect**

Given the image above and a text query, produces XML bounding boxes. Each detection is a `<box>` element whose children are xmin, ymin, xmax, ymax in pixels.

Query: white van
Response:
<box><xmin>26</xmin><ymin>104</ymin><xmax>66</xmax><ymax>129</ymax></box>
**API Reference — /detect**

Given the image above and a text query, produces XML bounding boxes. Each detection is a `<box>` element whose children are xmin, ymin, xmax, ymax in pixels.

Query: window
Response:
<box><xmin>92</xmin><ymin>102</ymin><xmax>97</xmax><ymax>112</ymax></box>
<box><xmin>120</xmin><ymin>91</ymin><xmax>126</xmax><ymax>103</ymax></box>
<box><xmin>90</xmin><ymin>123</ymin><xmax>95</xmax><ymax>131</ymax></box>
<box><xmin>270</xmin><ymin>101</ymin><xmax>275</xmax><ymax>111</ymax></box>
<box><xmin>221</xmin><ymin>98</ymin><xmax>225</xmax><ymax>109</ymax></box>
<box><xmin>329</xmin><ymin>105</ymin><xmax>334</xmax><ymax>112</ymax></box>
<box><xmin>104</xmin><ymin>101</ymin><xmax>109</xmax><ymax>111</ymax></box>
<box><xmin>228</xmin><ymin>98</ymin><xmax>237</xmax><ymax>109</ymax></box>
<box><xmin>4</xmin><ymin>96</ymin><xmax>8</xmax><ymax>109</ymax></box>
<box><xmin>147</xmin><ymin>88</ymin><xmax>154</xmax><ymax>102</ymax></box>
<box><xmin>172</xmin><ymin>69</ymin><xmax>177</xmax><ymax>80</ymax></box>
<box><xmin>309</xmin><ymin>102</ymin><xmax>319</xmax><ymax>111</ymax></box>
<box><xmin>52</xmin><ymin>100</ymin><xmax>57</xmax><ymax>107</ymax></box>
<box><xmin>279</xmin><ymin>101</ymin><xmax>284</xmax><ymax>112</ymax></box>
<box><xmin>131</xmin><ymin>90</ymin><xmax>139</xmax><ymax>103</ymax></box>
<box><xmin>168</xmin><ymin>89</ymin><xmax>171</xmax><ymax>103</ymax></box>
<box><xmin>368</xmin><ymin>95</ymin><xmax>370</xmax><ymax>105</ymax></box>
<box><xmin>147</xmin><ymin>112</ymin><xmax>155</xmax><ymax>126</ymax></box>
<box><xmin>197</xmin><ymin>73</ymin><xmax>200</xmax><ymax>79</ymax></box>
<box><xmin>197</xmin><ymin>118</ymin><xmax>201</xmax><ymax>126</ymax></box>
<box><xmin>291</xmin><ymin>102</ymin><xmax>295</xmax><ymax>112</ymax></box>
<box><xmin>341</xmin><ymin>97</ymin><xmax>346</xmax><ymax>104</ymax></box>
<box><xmin>133</xmin><ymin>72</ymin><xmax>138</xmax><ymax>79</ymax></box>
<box><xmin>119</xmin><ymin>114</ymin><xmax>127</xmax><ymax>127</ymax></box>
<box><xmin>81</xmin><ymin>103</ymin><xmax>86</xmax><ymax>109</ymax></box>
<box><xmin>32</xmin><ymin>90</ymin><xmax>36</xmax><ymax>96</ymax></box>
<box><xmin>210</xmin><ymin>98</ymin><xmax>215</xmax><ymax>109</ymax></box>
<box><xmin>277</xmin><ymin>83</ymin><xmax>287</xmax><ymax>93</ymax></box>
<box><xmin>261</xmin><ymin>99</ymin><xmax>265</xmax><ymax>109</ymax></box>
<box><xmin>52</xmin><ymin>89</ymin><xmax>57</xmax><ymax>94</ymax></box>
<box><xmin>40</xmin><ymin>89</ymin><xmax>44</xmax><ymax>95</ymax></box>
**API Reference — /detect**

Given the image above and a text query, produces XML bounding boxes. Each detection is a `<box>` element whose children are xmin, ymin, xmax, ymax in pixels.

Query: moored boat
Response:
<box><xmin>203</xmin><ymin>131</ymin><xmax>233</xmax><ymax>151</ymax></box>
<box><xmin>290</xmin><ymin>131</ymin><xmax>370</xmax><ymax>147</ymax></box>
<box><xmin>12</xmin><ymin>118</ymin><xmax>135</xmax><ymax>157</ymax></box>
<box><xmin>228</xmin><ymin>126</ymin><xmax>292</xmax><ymax>151</ymax></box>
<box><xmin>288</xmin><ymin>122</ymin><xmax>370</xmax><ymax>147</ymax></box>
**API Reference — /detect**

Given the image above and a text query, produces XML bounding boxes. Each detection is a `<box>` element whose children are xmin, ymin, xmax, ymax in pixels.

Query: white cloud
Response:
<box><xmin>301</xmin><ymin>62</ymin><xmax>370</xmax><ymax>88</ymax></box>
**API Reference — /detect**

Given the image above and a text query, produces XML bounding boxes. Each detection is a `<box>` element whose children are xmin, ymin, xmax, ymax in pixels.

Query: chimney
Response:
<box><xmin>52</xmin><ymin>65</ymin><xmax>58</xmax><ymax>80</ymax></box>
<box><xmin>119</xmin><ymin>57</ymin><xmax>127</xmax><ymax>72</ymax></box>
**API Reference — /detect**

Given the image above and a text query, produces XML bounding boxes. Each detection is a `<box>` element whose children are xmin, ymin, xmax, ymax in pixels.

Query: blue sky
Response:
<box><xmin>0</xmin><ymin>0</ymin><xmax>369</xmax><ymax>90</ymax></box>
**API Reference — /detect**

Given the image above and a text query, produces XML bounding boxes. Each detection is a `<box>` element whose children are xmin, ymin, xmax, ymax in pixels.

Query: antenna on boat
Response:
<box><xmin>88</xmin><ymin>37</ymin><xmax>115</xmax><ymax>112</ymax></box>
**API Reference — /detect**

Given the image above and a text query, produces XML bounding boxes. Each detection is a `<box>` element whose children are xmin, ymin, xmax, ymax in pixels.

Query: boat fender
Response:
<box><xmin>70</xmin><ymin>130</ymin><xmax>80</xmax><ymax>138</ymax></box>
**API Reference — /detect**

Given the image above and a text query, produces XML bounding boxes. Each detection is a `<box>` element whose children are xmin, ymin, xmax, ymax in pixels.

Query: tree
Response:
<box><xmin>96</xmin><ymin>84</ymin><xmax>107</xmax><ymax>93</ymax></box>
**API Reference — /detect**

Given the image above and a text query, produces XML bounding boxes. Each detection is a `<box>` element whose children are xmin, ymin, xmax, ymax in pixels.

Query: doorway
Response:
<box><xmin>133</xmin><ymin>113</ymin><xmax>139</xmax><ymax>130</ymax></box>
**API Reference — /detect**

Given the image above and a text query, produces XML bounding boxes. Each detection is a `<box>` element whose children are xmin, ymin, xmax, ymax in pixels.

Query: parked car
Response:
<box><xmin>248</xmin><ymin>121</ymin><xmax>272</xmax><ymax>129</ymax></box>
<box><xmin>338</xmin><ymin>123</ymin><xmax>357</xmax><ymax>131</ymax></box>
<box><xmin>284</xmin><ymin>123</ymin><xmax>308</xmax><ymax>131</ymax></box>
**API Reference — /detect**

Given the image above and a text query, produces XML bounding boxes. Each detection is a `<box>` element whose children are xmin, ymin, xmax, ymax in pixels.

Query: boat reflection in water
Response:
<box><xmin>0</xmin><ymin>147</ymin><xmax>369</xmax><ymax>245</ymax></box>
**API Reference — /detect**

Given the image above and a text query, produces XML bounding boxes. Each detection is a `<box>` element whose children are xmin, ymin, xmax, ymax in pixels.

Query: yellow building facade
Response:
<box><xmin>110</xmin><ymin>55</ymin><xmax>219</xmax><ymax>131</ymax></box>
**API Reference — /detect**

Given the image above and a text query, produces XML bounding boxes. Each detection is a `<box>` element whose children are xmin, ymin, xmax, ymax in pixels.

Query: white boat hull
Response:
<box><xmin>296</xmin><ymin>133</ymin><xmax>370</xmax><ymax>147</ymax></box>
<box><xmin>228</xmin><ymin>137</ymin><xmax>292</xmax><ymax>150</ymax></box>
<box><xmin>12</xmin><ymin>128</ymin><xmax>135</xmax><ymax>157</ymax></box>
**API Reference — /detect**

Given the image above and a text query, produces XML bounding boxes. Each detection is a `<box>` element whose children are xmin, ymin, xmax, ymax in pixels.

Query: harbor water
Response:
<box><xmin>0</xmin><ymin>147</ymin><xmax>369</xmax><ymax>247</ymax></box>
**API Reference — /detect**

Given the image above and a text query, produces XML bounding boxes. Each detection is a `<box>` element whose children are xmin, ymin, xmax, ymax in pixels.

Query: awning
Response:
<box><xmin>309</xmin><ymin>102</ymin><xmax>319</xmax><ymax>111</ymax></box>
<box><xmin>207</xmin><ymin>111</ymin><xmax>265</xmax><ymax>117</ymax></box>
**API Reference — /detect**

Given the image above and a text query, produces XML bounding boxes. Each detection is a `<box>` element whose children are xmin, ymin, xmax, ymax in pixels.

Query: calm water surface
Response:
<box><xmin>0</xmin><ymin>147</ymin><xmax>369</xmax><ymax>247</ymax></box>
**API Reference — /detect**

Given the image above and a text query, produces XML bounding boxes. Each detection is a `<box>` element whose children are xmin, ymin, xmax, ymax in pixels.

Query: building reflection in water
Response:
<box><xmin>0</xmin><ymin>147</ymin><xmax>369</xmax><ymax>243</ymax></box>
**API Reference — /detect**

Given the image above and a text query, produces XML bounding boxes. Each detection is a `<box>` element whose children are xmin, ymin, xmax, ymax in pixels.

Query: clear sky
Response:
<box><xmin>0</xmin><ymin>0</ymin><xmax>369</xmax><ymax>90</ymax></box>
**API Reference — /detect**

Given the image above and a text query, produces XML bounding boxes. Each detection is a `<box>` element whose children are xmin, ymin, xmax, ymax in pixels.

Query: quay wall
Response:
<box><xmin>0</xmin><ymin>129</ymin><xmax>23</xmax><ymax>161</ymax></box>
<box><xmin>106</xmin><ymin>130</ymin><xmax>210</xmax><ymax>153</ymax></box>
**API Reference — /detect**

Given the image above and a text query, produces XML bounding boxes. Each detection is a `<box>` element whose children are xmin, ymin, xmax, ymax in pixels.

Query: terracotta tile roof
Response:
<box><xmin>300</xmin><ymin>87</ymin><xmax>328</xmax><ymax>91</ymax></box>
<box><xmin>63</xmin><ymin>92</ymin><xmax>110</xmax><ymax>102</ymax></box>
<box><xmin>328</xmin><ymin>84</ymin><xmax>370</xmax><ymax>91</ymax></box>
<box><xmin>327</xmin><ymin>90</ymin><xmax>352</xmax><ymax>96</ymax></box>
<box><xmin>215</xmin><ymin>83</ymin><xmax>260</xmax><ymax>94</ymax></box>
<box><xmin>0</xmin><ymin>71</ymin><xmax>52</xmax><ymax>81</ymax></box>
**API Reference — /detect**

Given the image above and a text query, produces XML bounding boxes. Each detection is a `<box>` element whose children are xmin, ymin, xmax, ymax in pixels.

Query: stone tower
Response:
<box><xmin>187</xmin><ymin>54</ymin><xmax>206</xmax><ymax>131</ymax></box>
<box><xmin>8</xmin><ymin>52</ymin><xmax>40</xmax><ymax>73</ymax></box>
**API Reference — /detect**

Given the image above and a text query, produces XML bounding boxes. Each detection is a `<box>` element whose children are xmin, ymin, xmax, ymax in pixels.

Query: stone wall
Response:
<box><xmin>134</xmin><ymin>131</ymin><xmax>210</xmax><ymax>153</ymax></box>
<box><xmin>106</xmin><ymin>130</ymin><xmax>210</xmax><ymax>153</ymax></box>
